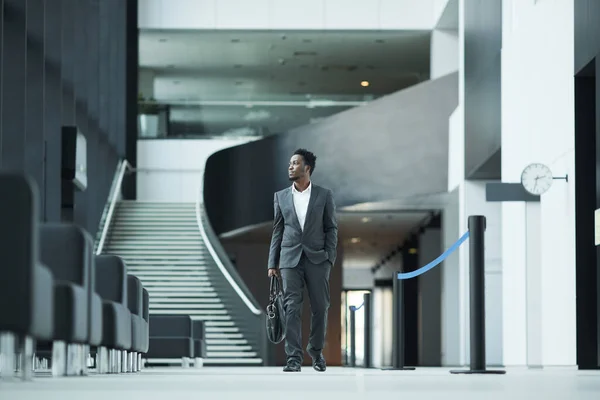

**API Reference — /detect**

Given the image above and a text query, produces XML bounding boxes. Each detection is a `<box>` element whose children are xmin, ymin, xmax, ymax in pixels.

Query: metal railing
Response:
<box><xmin>96</xmin><ymin>160</ymin><xmax>131</xmax><ymax>255</ymax></box>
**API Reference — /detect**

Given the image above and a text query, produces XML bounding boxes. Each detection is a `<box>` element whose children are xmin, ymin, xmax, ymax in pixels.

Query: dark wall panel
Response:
<box><xmin>25</xmin><ymin>0</ymin><xmax>46</xmax><ymax>216</ymax></box>
<box><xmin>205</xmin><ymin>73</ymin><xmax>458</xmax><ymax>235</ymax></box>
<box><xmin>60</xmin><ymin>0</ymin><xmax>75</xmax><ymax>126</ymax></box>
<box><xmin>463</xmin><ymin>0</ymin><xmax>502</xmax><ymax>179</ymax></box>
<box><xmin>73</xmin><ymin>0</ymin><xmax>89</xmax><ymax>228</ymax></box>
<box><xmin>0</xmin><ymin>0</ymin><xmax>137</xmax><ymax>237</ymax></box>
<box><xmin>1</xmin><ymin>0</ymin><xmax>27</xmax><ymax>170</ymax></box>
<box><xmin>43</xmin><ymin>0</ymin><xmax>63</xmax><ymax>222</ymax></box>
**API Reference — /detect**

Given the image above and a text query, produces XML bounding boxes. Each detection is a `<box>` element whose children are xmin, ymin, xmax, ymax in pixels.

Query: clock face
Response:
<box><xmin>521</xmin><ymin>163</ymin><xmax>553</xmax><ymax>195</ymax></box>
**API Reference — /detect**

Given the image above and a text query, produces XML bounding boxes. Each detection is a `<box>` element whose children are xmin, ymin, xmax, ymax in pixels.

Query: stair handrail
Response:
<box><xmin>195</xmin><ymin>177</ymin><xmax>262</xmax><ymax>315</ymax></box>
<box><xmin>96</xmin><ymin>159</ymin><xmax>131</xmax><ymax>255</ymax></box>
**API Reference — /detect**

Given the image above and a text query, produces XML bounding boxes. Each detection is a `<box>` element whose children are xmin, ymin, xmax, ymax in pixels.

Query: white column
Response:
<box><xmin>500</xmin><ymin>0</ymin><xmax>576</xmax><ymax>367</ymax></box>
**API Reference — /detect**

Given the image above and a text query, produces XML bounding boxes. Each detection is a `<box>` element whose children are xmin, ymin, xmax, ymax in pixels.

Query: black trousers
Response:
<box><xmin>280</xmin><ymin>254</ymin><xmax>331</xmax><ymax>362</ymax></box>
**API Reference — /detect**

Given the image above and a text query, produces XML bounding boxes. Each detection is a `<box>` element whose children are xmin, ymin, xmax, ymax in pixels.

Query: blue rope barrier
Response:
<box><xmin>397</xmin><ymin>231</ymin><xmax>470</xmax><ymax>280</ymax></box>
<box><xmin>349</xmin><ymin>303</ymin><xmax>364</xmax><ymax>312</ymax></box>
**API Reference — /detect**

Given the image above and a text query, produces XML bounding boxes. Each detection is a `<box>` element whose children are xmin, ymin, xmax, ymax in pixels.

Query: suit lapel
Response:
<box><xmin>304</xmin><ymin>185</ymin><xmax>320</xmax><ymax>228</ymax></box>
<box><xmin>286</xmin><ymin>187</ymin><xmax>302</xmax><ymax>231</ymax></box>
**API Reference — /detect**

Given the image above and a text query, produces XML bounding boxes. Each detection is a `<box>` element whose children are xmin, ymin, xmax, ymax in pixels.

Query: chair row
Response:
<box><xmin>0</xmin><ymin>173</ymin><xmax>150</xmax><ymax>379</ymax></box>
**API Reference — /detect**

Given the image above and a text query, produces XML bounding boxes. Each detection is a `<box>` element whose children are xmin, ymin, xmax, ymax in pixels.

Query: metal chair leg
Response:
<box><xmin>52</xmin><ymin>341</ymin><xmax>67</xmax><ymax>377</ymax></box>
<box><xmin>0</xmin><ymin>332</ymin><xmax>16</xmax><ymax>380</ymax></box>
<box><xmin>20</xmin><ymin>336</ymin><xmax>33</xmax><ymax>381</ymax></box>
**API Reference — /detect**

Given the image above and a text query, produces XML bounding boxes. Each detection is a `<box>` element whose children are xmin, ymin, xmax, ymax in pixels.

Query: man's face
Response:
<box><xmin>288</xmin><ymin>154</ymin><xmax>308</xmax><ymax>181</ymax></box>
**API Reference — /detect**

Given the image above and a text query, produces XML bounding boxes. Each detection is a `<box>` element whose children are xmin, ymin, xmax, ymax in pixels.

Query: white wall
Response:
<box><xmin>136</xmin><ymin>138</ymin><xmax>254</xmax><ymax>202</ymax></box>
<box><xmin>139</xmin><ymin>0</ymin><xmax>439</xmax><ymax>30</ymax></box>
<box><xmin>431</xmin><ymin>29</ymin><xmax>459</xmax><ymax>79</ymax></box>
<box><xmin>500</xmin><ymin>0</ymin><xmax>576</xmax><ymax>367</ymax></box>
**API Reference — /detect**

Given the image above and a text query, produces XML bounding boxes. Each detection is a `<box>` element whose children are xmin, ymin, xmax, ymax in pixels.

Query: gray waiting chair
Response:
<box><xmin>141</xmin><ymin>289</ymin><xmax>150</xmax><ymax>356</ymax></box>
<box><xmin>0</xmin><ymin>173</ymin><xmax>54</xmax><ymax>380</ymax></box>
<box><xmin>39</xmin><ymin>224</ymin><xmax>96</xmax><ymax>377</ymax></box>
<box><xmin>146</xmin><ymin>315</ymin><xmax>194</xmax><ymax>367</ymax></box>
<box><xmin>127</xmin><ymin>275</ymin><xmax>146</xmax><ymax>372</ymax></box>
<box><xmin>94</xmin><ymin>254</ymin><xmax>132</xmax><ymax>373</ymax></box>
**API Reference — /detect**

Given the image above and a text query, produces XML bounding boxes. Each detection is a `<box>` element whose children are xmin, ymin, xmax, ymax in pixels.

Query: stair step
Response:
<box><xmin>124</xmin><ymin>260</ymin><xmax>209</xmax><ymax>266</ymax></box>
<box><xmin>145</xmin><ymin>287</ymin><xmax>215</xmax><ymax>293</ymax></box>
<box><xmin>207</xmin><ymin>345</ymin><xmax>253</xmax><ymax>351</ymax></box>
<box><xmin>206</xmin><ymin>339</ymin><xmax>248</xmax><ymax>345</ymax></box>
<box><xmin>149</xmin><ymin>307</ymin><xmax>228</xmax><ymax>315</ymax></box>
<box><xmin>206</xmin><ymin>333</ymin><xmax>243</xmax><ymax>339</ymax></box>
<box><xmin>206</xmin><ymin>327</ymin><xmax>240</xmax><ymax>333</ymax></box>
<box><xmin>204</xmin><ymin>321</ymin><xmax>236</xmax><ymax>326</ymax></box>
<box><xmin>105</xmin><ymin>248</ymin><xmax>205</xmax><ymax>253</ymax></box>
<box><xmin>110</xmin><ymin>227</ymin><xmax>201</xmax><ymax>232</ymax></box>
<box><xmin>126</xmin><ymin>270</ymin><xmax>209</xmax><ymax>277</ymax></box>
<box><xmin>143</xmin><ymin>280</ymin><xmax>211</xmax><ymax>286</ymax></box>
<box><xmin>203</xmin><ymin>358</ymin><xmax>263</xmax><ymax>365</ymax></box>
<box><xmin>145</xmin><ymin>292</ymin><xmax>217</xmax><ymax>297</ymax></box>
<box><xmin>107</xmin><ymin>239</ymin><xmax>204</xmax><ymax>244</ymax></box>
<box><xmin>146</xmin><ymin>298</ymin><xmax>223</xmax><ymax>305</ymax></box>
<box><xmin>206</xmin><ymin>351</ymin><xmax>258</xmax><ymax>358</ymax></box>
<box><xmin>138</xmin><ymin>279</ymin><xmax>212</xmax><ymax>286</ymax></box>
<box><xmin>106</xmin><ymin>255</ymin><xmax>207</xmax><ymax>260</ymax></box>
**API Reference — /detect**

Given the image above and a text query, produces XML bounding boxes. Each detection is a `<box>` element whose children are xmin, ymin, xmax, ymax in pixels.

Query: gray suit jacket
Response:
<box><xmin>268</xmin><ymin>184</ymin><xmax>338</xmax><ymax>269</ymax></box>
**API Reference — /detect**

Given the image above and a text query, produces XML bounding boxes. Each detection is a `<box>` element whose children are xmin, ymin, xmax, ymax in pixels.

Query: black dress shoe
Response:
<box><xmin>312</xmin><ymin>355</ymin><xmax>326</xmax><ymax>372</ymax></box>
<box><xmin>283</xmin><ymin>362</ymin><xmax>301</xmax><ymax>372</ymax></box>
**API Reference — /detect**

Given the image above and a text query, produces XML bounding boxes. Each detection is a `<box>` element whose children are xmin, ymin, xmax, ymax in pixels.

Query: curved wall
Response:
<box><xmin>204</xmin><ymin>72</ymin><xmax>458</xmax><ymax>235</ymax></box>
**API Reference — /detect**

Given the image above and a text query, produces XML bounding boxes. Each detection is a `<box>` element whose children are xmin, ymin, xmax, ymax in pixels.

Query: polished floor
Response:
<box><xmin>1</xmin><ymin>366</ymin><xmax>600</xmax><ymax>399</ymax></box>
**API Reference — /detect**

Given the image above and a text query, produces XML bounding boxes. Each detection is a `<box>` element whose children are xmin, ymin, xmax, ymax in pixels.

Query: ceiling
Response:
<box><xmin>139</xmin><ymin>30</ymin><xmax>431</xmax><ymax>136</ymax></box>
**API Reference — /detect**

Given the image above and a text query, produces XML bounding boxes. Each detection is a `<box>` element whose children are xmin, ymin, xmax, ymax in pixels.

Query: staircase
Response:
<box><xmin>101</xmin><ymin>201</ymin><xmax>263</xmax><ymax>366</ymax></box>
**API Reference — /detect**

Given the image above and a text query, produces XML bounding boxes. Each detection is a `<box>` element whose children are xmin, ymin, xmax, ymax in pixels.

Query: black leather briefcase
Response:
<box><xmin>266</xmin><ymin>275</ymin><xmax>286</xmax><ymax>344</ymax></box>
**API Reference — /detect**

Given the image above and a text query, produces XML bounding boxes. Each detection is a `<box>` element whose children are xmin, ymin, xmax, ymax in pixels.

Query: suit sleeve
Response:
<box><xmin>267</xmin><ymin>192</ymin><xmax>284</xmax><ymax>269</ymax></box>
<box><xmin>323</xmin><ymin>189</ymin><xmax>338</xmax><ymax>265</ymax></box>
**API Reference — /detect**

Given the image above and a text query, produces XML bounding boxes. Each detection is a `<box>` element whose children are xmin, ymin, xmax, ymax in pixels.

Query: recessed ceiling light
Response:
<box><xmin>351</xmin><ymin>237</ymin><xmax>361</xmax><ymax>244</ymax></box>
<box><xmin>361</xmin><ymin>217</ymin><xmax>371</xmax><ymax>223</ymax></box>
<box><xmin>360</xmin><ymin>81</ymin><xmax>370</xmax><ymax>87</ymax></box>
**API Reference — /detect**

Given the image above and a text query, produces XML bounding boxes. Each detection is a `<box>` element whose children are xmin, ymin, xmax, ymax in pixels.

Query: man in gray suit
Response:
<box><xmin>268</xmin><ymin>148</ymin><xmax>338</xmax><ymax>372</ymax></box>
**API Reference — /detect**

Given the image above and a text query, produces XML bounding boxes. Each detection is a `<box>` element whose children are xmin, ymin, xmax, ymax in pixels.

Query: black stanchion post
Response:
<box><xmin>363</xmin><ymin>293</ymin><xmax>372</xmax><ymax>368</ymax></box>
<box><xmin>386</xmin><ymin>273</ymin><xmax>415</xmax><ymax>370</ymax></box>
<box><xmin>451</xmin><ymin>215</ymin><xmax>505</xmax><ymax>375</ymax></box>
<box><xmin>350</xmin><ymin>307</ymin><xmax>356</xmax><ymax>367</ymax></box>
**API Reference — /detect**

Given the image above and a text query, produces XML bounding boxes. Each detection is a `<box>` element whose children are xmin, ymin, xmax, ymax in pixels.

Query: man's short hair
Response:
<box><xmin>293</xmin><ymin>148</ymin><xmax>317</xmax><ymax>175</ymax></box>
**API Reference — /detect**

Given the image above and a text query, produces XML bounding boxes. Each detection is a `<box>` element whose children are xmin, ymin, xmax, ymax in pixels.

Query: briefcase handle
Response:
<box><xmin>269</xmin><ymin>275</ymin><xmax>282</xmax><ymax>296</ymax></box>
